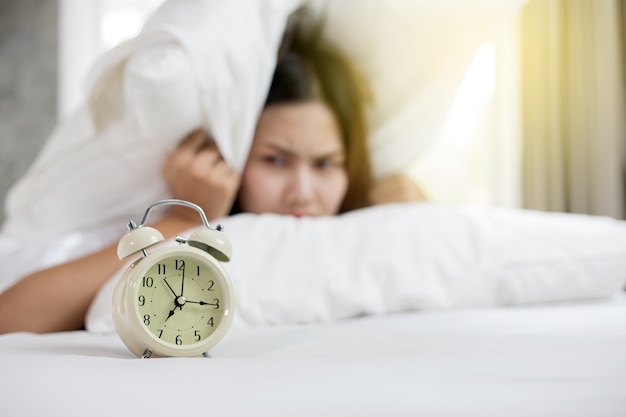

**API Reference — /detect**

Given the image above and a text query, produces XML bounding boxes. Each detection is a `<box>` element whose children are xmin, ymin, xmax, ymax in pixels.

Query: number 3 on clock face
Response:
<box><xmin>137</xmin><ymin>255</ymin><xmax>225</xmax><ymax>346</ymax></box>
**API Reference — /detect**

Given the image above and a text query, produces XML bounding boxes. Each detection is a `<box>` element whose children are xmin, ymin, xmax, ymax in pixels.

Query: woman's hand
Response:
<box><xmin>368</xmin><ymin>173</ymin><xmax>427</xmax><ymax>206</ymax></box>
<box><xmin>162</xmin><ymin>130</ymin><xmax>241</xmax><ymax>221</ymax></box>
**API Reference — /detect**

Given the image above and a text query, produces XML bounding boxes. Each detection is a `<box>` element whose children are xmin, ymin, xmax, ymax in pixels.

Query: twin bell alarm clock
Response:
<box><xmin>112</xmin><ymin>199</ymin><xmax>235</xmax><ymax>358</ymax></box>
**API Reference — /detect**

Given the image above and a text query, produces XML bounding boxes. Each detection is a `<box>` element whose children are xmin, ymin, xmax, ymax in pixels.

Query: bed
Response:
<box><xmin>3</xmin><ymin>202</ymin><xmax>626</xmax><ymax>416</ymax></box>
<box><xmin>2</xmin><ymin>293</ymin><xmax>625</xmax><ymax>416</ymax></box>
<box><xmin>3</xmin><ymin>1</ymin><xmax>625</xmax><ymax>415</ymax></box>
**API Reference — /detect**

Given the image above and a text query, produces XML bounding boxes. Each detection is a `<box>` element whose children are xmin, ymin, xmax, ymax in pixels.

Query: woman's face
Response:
<box><xmin>238</xmin><ymin>101</ymin><xmax>348</xmax><ymax>217</ymax></box>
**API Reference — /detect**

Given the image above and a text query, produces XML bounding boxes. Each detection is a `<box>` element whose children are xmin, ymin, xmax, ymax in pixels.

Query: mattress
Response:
<box><xmin>2</xmin><ymin>294</ymin><xmax>625</xmax><ymax>417</ymax></box>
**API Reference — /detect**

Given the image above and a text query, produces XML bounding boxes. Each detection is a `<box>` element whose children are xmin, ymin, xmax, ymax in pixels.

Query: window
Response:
<box><xmin>410</xmin><ymin>22</ymin><xmax>521</xmax><ymax>208</ymax></box>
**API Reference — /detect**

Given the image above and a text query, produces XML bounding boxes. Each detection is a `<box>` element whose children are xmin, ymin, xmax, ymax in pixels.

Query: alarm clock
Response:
<box><xmin>112</xmin><ymin>199</ymin><xmax>235</xmax><ymax>358</ymax></box>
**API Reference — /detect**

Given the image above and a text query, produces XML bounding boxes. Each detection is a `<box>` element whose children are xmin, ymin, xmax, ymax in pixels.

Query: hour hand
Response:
<box><xmin>165</xmin><ymin>306</ymin><xmax>177</xmax><ymax>322</ymax></box>
<box><xmin>164</xmin><ymin>296</ymin><xmax>184</xmax><ymax>322</ymax></box>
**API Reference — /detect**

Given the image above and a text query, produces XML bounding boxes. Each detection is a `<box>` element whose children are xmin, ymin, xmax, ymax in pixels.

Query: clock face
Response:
<box><xmin>136</xmin><ymin>254</ymin><xmax>225</xmax><ymax>347</ymax></box>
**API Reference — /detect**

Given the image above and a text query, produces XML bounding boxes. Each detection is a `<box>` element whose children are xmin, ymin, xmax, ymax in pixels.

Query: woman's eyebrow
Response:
<box><xmin>265</xmin><ymin>143</ymin><xmax>297</xmax><ymax>157</ymax></box>
<box><xmin>264</xmin><ymin>143</ymin><xmax>345</xmax><ymax>160</ymax></box>
<box><xmin>313</xmin><ymin>151</ymin><xmax>345</xmax><ymax>163</ymax></box>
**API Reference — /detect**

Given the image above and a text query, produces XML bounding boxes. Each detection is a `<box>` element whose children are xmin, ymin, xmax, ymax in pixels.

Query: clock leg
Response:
<box><xmin>202</xmin><ymin>351</ymin><xmax>212</xmax><ymax>359</ymax></box>
<box><xmin>141</xmin><ymin>348</ymin><xmax>153</xmax><ymax>359</ymax></box>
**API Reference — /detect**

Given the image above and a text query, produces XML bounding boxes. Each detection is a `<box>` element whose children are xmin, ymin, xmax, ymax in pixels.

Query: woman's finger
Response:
<box><xmin>179</xmin><ymin>129</ymin><xmax>206</xmax><ymax>149</ymax></box>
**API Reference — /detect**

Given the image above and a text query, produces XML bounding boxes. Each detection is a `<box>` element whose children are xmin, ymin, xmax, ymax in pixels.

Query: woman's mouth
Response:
<box><xmin>290</xmin><ymin>212</ymin><xmax>311</xmax><ymax>218</ymax></box>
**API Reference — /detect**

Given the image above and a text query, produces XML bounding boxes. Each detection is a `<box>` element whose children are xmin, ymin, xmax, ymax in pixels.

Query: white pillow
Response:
<box><xmin>2</xmin><ymin>0</ymin><xmax>529</xmax><ymax>241</ymax></box>
<box><xmin>86</xmin><ymin>203</ymin><xmax>626</xmax><ymax>332</ymax></box>
<box><xmin>316</xmin><ymin>0</ymin><xmax>529</xmax><ymax>178</ymax></box>
<box><xmin>2</xmin><ymin>0</ymin><xmax>298</xmax><ymax>240</ymax></box>
<box><xmin>87</xmin><ymin>0</ymin><xmax>300</xmax><ymax>172</ymax></box>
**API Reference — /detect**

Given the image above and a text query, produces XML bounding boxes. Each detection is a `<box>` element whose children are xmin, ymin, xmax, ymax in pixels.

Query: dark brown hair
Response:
<box><xmin>265</xmin><ymin>11</ymin><xmax>372</xmax><ymax>213</ymax></box>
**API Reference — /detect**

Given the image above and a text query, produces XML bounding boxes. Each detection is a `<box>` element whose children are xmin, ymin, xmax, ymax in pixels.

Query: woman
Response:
<box><xmin>0</xmin><ymin>14</ymin><xmax>423</xmax><ymax>334</ymax></box>
<box><xmin>164</xmin><ymin>15</ymin><xmax>373</xmax><ymax>225</ymax></box>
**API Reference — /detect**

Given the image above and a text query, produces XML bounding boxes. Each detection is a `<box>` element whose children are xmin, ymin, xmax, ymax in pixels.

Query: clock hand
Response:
<box><xmin>186</xmin><ymin>299</ymin><xmax>219</xmax><ymax>309</ymax></box>
<box><xmin>164</xmin><ymin>296</ymin><xmax>186</xmax><ymax>322</ymax></box>
<box><xmin>180</xmin><ymin>266</ymin><xmax>185</xmax><ymax>298</ymax></box>
<box><xmin>163</xmin><ymin>279</ymin><xmax>178</xmax><ymax>298</ymax></box>
<box><xmin>164</xmin><ymin>306</ymin><xmax>177</xmax><ymax>322</ymax></box>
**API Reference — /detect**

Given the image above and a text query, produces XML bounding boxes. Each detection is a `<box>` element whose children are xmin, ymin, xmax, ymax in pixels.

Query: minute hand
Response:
<box><xmin>163</xmin><ymin>279</ymin><xmax>178</xmax><ymax>298</ymax></box>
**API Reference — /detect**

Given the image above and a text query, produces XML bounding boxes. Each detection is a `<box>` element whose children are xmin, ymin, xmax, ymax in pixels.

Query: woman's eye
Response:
<box><xmin>316</xmin><ymin>158</ymin><xmax>341</xmax><ymax>170</ymax></box>
<box><xmin>263</xmin><ymin>155</ymin><xmax>286</xmax><ymax>166</ymax></box>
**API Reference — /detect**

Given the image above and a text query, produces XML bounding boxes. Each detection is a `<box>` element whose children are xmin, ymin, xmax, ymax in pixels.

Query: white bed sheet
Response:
<box><xmin>2</xmin><ymin>294</ymin><xmax>625</xmax><ymax>417</ymax></box>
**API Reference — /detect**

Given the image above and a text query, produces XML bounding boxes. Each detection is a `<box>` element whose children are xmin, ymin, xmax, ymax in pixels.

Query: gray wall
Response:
<box><xmin>0</xmin><ymin>0</ymin><xmax>58</xmax><ymax>224</ymax></box>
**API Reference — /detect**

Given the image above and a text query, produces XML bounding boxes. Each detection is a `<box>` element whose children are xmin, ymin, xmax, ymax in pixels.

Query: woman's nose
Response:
<box><xmin>288</xmin><ymin>165</ymin><xmax>315</xmax><ymax>203</ymax></box>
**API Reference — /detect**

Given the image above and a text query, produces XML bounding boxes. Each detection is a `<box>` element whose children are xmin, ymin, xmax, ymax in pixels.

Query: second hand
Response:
<box><xmin>180</xmin><ymin>265</ymin><xmax>185</xmax><ymax>299</ymax></box>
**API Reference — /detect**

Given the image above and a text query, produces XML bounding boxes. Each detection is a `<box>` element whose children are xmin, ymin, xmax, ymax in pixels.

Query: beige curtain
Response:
<box><xmin>521</xmin><ymin>0</ymin><xmax>626</xmax><ymax>219</ymax></box>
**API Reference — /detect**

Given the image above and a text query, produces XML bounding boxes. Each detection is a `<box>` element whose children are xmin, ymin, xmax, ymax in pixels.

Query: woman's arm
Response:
<box><xmin>0</xmin><ymin>131</ymin><xmax>239</xmax><ymax>334</ymax></box>
<box><xmin>367</xmin><ymin>173</ymin><xmax>427</xmax><ymax>205</ymax></box>
<box><xmin>0</xmin><ymin>215</ymin><xmax>199</xmax><ymax>334</ymax></box>
<box><xmin>162</xmin><ymin>130</ymin><xmax>241</xmax><ymax>222</ymax></box>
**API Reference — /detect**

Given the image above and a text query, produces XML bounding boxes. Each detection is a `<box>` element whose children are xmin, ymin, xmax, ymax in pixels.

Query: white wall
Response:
<box><xmin>57</xmin><ymin>0</ymin><xmax>163</xmax><ymax>121</ymax></box>
<box><xmin>58</xmin><ymin>0</ymin><xmax>102</xmax><ymax>121</ymax></box>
